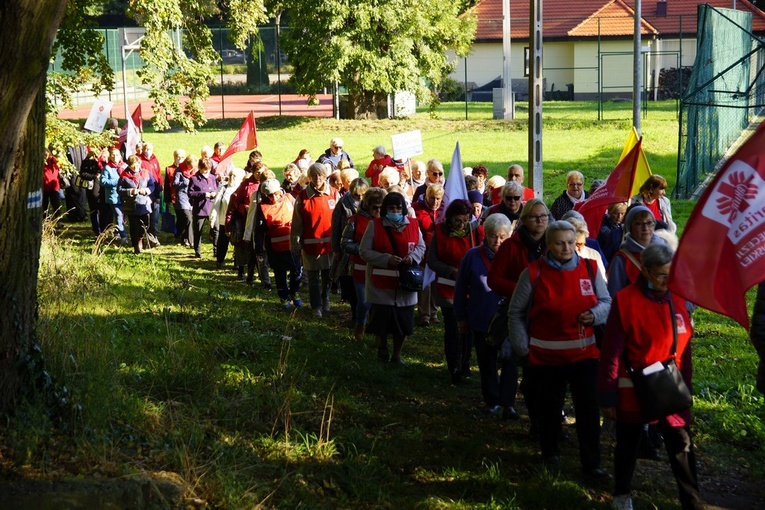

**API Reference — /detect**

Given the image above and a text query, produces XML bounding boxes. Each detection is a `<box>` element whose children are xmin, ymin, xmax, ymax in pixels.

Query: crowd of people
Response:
<box><xmin>43</xmin><ymin>133</ymin><xmax>701</xmax><ymax>510</ymax></box>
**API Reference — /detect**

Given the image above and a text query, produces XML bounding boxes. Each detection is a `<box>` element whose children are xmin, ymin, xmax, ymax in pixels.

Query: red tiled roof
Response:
<box><xmin>471</xmin><ymin>0</ymin><xmax>765</xmax><ymax>40</ymax></box>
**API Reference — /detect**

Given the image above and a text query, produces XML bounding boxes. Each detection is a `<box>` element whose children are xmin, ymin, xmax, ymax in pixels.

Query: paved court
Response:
<box><xmin>58</xmin><ymin>93</ymin><xmax>334</xmax><ymax>121</ymax></box>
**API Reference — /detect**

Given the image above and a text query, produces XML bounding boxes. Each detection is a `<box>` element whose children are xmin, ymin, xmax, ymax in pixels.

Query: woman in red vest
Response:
<box><xmin>599</xmin><ymin>244</ymin><xmax>702</xmax><ymax>510</ymax></box>
<box><xmin>412</xmin><ymin>183</ymin><xmax>444</xmax><ymax>326</ymax></box>
<box><xmin>341</xmin><ymin>187</ymin><xmax>387</xmax><ymax>340</ymax></box>
<box><xmin>359</xmin><ymin>192</ymin><xmax>425</xmax><ymax>363</ymax></box>
<box><xmin>255</xmin><ymin>179</ymin><xmax>302</xmax><ymax>309</ymax></box>
<box><xmin>291</xmin><ymin>163</ymin><xmax>338</xmax><ymax>318</ymax></box>
<box><xmin>508</xmin><ymin>221</ymin><xmax>611</xmax><ymax>478</ymax></box>
<box><xmin>428</xmin><ymin>199</ymin><xmax>484</xmax><ymax>384</ymax></box>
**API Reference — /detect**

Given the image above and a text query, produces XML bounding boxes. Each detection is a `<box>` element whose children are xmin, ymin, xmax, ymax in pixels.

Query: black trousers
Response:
<box><xmin>473</xmin><ymin>331</ymin><xmax>518</xmax><ymax>408</ymax></box>
<box><xmin>533</xmin><ymin>358</ymin><xmax>601</xmax><ymax>469</ymax></box>
<box><xmin>442</xmin><ymin>306</ymin><xmax>472</xmax><ymax>376</ymax></box>
<box><xmin>614</xmin><ymin>421</ymin><xmax>703</xmax><ymax>509</ymax></box>
<box><xmin>192</xmin><ymin>215</ymin><xmax>209</xmax><ymax>256</ymax></box>
<box><xmin>175</xmin><ymin>208</ymin><xmax>192</xmax><ymax>245</ymax></box>
<box><xmin>269</xmin><ymin>250</ymin><xmax>302</xmax><ymax>300</ymax></box>
<box><xmin>127</xmin><ymin>214</ymin><xmax>149</xmax><ymax>253</ymax></box>
<box><xmin>215</xmin><ymin>229</ymin><xmax>231</xmax><ymax>264</ymax></box>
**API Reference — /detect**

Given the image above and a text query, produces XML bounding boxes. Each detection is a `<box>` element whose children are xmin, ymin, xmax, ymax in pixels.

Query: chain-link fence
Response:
<box><xmin>676</xmin><ymin>5</ymin><xmax>765</xmax><ymax>198</ymax></box>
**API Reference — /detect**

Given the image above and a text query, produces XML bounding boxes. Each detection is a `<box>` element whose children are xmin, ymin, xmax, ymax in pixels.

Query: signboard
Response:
<box><xmin>393</xmin><ymin>90</ymin><xmax>417</xmax><ymax>117</ymax></box>
<box><xmin>391</xmin><ymin>130</ymin><xmax>423</xmax><ymax>161</ymax></box>
<box><xmin>84</xmin><ymin>99</ymin><xmax>113</xmax><ymax>133</ymax></box>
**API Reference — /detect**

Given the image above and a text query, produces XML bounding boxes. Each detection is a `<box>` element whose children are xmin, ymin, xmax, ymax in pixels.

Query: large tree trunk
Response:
<box><xmin>0</xmin><ymin>1</ymin><xmax>68</xmax><ymax>412</ymax></box>
<box><xmin>345</xmin><ymin>91</ymin><xmax>389</xmax><ymax>120</ymax></box>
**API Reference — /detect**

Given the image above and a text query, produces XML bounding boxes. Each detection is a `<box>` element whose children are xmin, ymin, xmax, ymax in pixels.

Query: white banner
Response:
<box><xmin>391</xmin><ymin>130</ymin><xmax>423</xmax><ymax>161</ymax></box>
<box><xmin>84</xmin><ymin>99</ymin><xmax>113</xmax><ymax>133</ymax></box>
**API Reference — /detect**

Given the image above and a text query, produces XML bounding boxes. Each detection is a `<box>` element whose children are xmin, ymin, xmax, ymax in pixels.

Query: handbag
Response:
<box><xmin>627</xmin><ymin>297</ymin><xmax>693</xmax><ymax>421</ymax></box>
<box><xmin>75</xmin><ymin>175</ymin><xmax>94</xmax><ymax>191</ymax></box>
<box><xmin>58</xmin><ymin>174</ymin><xmax>71</xmax><ymax>189</ymax></box>
<box><xmin>384</xmin><ymin>224</ymin><xmax>423</xmax><ymax>292</ymax></box>
<box><xmin>486</xmin><ymin>299</ymin><xmax>510</xmax><ymax>347</ymax></box>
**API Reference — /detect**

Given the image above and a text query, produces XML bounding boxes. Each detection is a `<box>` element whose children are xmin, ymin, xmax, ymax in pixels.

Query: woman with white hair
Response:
<box><xmin>211</xmin><ymin>167</ymin><xmax>245</xmax><ymax>269</ymax></box>
<box><xmin>481</xmin><ymin>180</ymin><xmax>524</xmax><ymax>230</ymax></box>
<box><xmin>365</xmin><ymin>145</ymin><xmax>395</xmax><ymax>187</ymax></box>
<box><xmin>317</xmin><ymin>137</ymin><xmax>354</xmax><ymax>170</ymax></box>
<box><xmin>509</xmin><ymin>220</ymin><xmax>611</xmax><ymax>478</ymax></box>
<box><xmin>291</xmin><ymin>162</ymin><xmax>339</xmax><ymax>318</ymax></box>
<box><xmin>485</xmin><ymin>175</ymin><xmax>506</xmax><ymax>206</ymax></box>
<box><xmin>454</xmin><ymin>214</ymin><xmax>519</xmax><ymax>418</ymax></box>
<box><xmin>550</xmin><ymin>170</ymin><xmax>588</xmax><ymax>220</ymax></box>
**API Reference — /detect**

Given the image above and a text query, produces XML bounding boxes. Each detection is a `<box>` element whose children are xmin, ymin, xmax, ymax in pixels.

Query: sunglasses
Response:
<box><xmin>504</xmin><ymin>195</ymin><xmax>522</xmax><ymax>201</ymax></box>
<box><xmin>431</xmin><ymin>172</ymin><xmax>444</xmax><ymax>176</ymax></box>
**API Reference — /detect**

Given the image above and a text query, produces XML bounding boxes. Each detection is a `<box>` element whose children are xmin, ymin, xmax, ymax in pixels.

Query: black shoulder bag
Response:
<box><xmin>627</xmin><ymin>296</ymin><xmax>693</xmax><ymax>421</ymax></box>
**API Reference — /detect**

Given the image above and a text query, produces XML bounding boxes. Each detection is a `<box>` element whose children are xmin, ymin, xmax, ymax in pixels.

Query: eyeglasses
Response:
<box><xmin>633</xmin><ymin>220</ymin><xmax>656</xmax><ymax>229</ymax></box>
<box><xmin>526</xmin><ymin>214</ymin><xmax>549</xmax><ymax>222</ymax></box>
<box><xmin>333</xmin><ymin>146</ymin><xmax>343</xmax><ymax>151</ymax></box>
<box><xmin>648</xmin><ymin>269</ymin><xmax>669</xmax><ymax>281</ymax></box>
<box><xmin>504</xmin><ymin>195</ymin><xmax>522</xmax><ymax>201</ymax></box>
<box><xmin>568</xmin><ymin>182</ymin><xmax>583</xmax><ymax>188</ymax></box>
<box><xmin>369</xmin><ymin>205</ymin><xmax>381</xmax><ymax>211</ymax></box>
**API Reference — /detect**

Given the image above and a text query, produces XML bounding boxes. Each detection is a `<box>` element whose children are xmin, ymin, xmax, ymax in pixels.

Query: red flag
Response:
<box><xmin>574</xmin><ymin>138</ymin><xmax>642</xmax><ymax>238</ymax></box>
<box><xmin>217</xmin><ymin>111</ymin><xmax>258</xmax><ymax>170</ymax></box>
<box><xmin>668</xmin><ymin>122</ymin><xmax>765</xmax><ymax>330</ymax></box>
<box><xmin>131</xmin><ymin>104</ymin><xmax>143</xmax><ymax>133</ymax></box>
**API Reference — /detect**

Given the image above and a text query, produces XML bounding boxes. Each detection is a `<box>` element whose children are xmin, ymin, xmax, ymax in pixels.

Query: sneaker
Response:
<box><xmin>488</xmin><ymin>405</ymin><xmax>503</xmax><ymax>417</ymax></box>
<box><xmin>313</xmin><ymin>308</ymin><xmax>323</xmax><ymax>319</ymax></box>
<box><xmin>612</xmin><ymin>494</ymin><xmax>633</xmax><ymax>510</ymax></box>
<box><xmin>282</xmin><ymin>300</ymin><xmax>293</xmax><ymax>310</ymax></box>
<box><xmin>583</xmin><ymin>467</ymin><xmax>612</xmax><ymax>481</ymax></box>
<box><xmin>293</xmin><ymin>297</ymin><xmax>303</xmax><ymax>308</ymax></box>
<box><xmin>194</xmin><ymin>252</ymin><xmax>202</xmax><ymax>258</ymax></box>
<box><xmin>502</xmin><ymin>407</ymin><xmax>521</xmax><ymax>420</ymax></box>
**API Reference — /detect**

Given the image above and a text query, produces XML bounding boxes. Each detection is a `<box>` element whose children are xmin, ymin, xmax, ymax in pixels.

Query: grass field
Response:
<box><xmin>8</xmin><ymin>101</ymin><xmax>764</xmax><ymax>508</ymax></box>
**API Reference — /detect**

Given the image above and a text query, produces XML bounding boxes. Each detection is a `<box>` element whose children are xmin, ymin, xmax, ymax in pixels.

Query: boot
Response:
<box><xmin>354</xmin><ymin>322</ymin><xmax>365</xmax><ymax>341</ymax></box>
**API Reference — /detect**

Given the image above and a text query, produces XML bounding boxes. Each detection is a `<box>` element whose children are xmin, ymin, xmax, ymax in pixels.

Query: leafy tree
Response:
<box><xmin>281</xmin><ymin>0</ymin><xmax>476</xmax><ymax>118</ymax></box>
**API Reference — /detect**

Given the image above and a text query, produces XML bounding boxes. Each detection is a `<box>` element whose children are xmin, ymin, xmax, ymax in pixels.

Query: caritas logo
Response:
<box><xmin>701</xmin><ymin>160</ymin><xmax>765</xmax><ymax>243</ymax></box>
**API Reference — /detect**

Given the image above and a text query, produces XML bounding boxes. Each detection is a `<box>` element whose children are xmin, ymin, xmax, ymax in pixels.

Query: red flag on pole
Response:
<box><xmin>574</xmin><ymin>138</ymin><xmax>642</xmax><ymax>238</ymax></box>
<box><xmin>668</xmin><ymin>122</ymin><xmax>765</xmax><ymax>330</ymax></box>
<box><xmin>217</xmin><ymin>111</ymin><xmax>258</xmax><ymax>171</ymax></box>
<box><xmin>131</xmin><ymin>104</ymin><xmax>143</xmax><ymax>133</ymax></box>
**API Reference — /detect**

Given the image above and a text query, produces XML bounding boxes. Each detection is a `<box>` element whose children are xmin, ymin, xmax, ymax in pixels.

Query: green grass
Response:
<box><xmin>10</xmin><ymin>102</ymin><xmax>765</xmax><ymax>507</ymax></box>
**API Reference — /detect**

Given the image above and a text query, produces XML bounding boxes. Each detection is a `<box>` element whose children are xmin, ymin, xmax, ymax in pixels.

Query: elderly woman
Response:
<box><xmin>485</xmin><ymin>175</ymin><xmax>506</xmax><ymax>206</ymax></box>
<box><xmin>118</xmin><ymin>155</ymin><xmax>157</xmax><ymax>254</ymax></box>
<box><xmin>550</xmin><ymin>170</ymin><xmax>588</xmax><ymax>220</ymax></box>
<box><xmin>173</xmin><ymin>154</ymin><xmax>198</xmax><ymax>248</ymax></box>
<box><xmin>360</xmin><ymin>192</ymin><xmax>426</xmax><ymax>363</ymax></box>
<box><xmin>211</xmin><ymin>167</ymin><xmax>245</xmax><ymax>269</ymax></box>
<box><xmin>342</xmin><ymin>187</ymin><xmax>387</xmax><ymax>340</ymax></box>
<box><xmin>607</xmin><ymin>205</ymin><xmax>667</xmax><ymax>298</ymax></box>
<box><xmin>378</xmin><ymin>167</ymin><xmax>401</xmax><ymax>191</ymax></box>
<box><xmin>412</xmin><ymin>183</ymin><xmax>444</xmax><ymax>327</ymax></box>
<box><xmin>481</xmin><ymin>180</ymin><xmax>524</xmax><ymax>228</ymax></box>
<box><xmin>365</xmin><ymin>145</ymin><xmax>395</xmax><ymax>187</ymax></box>
<box><xmin>599</xmin><ymin>244</ymin><xmax>702</xmax><ymax>510</ymax></box>
<box><xmin>454</xmin><ymin>214</ymin><xmax>519</xmax><ymax>418</ymax></box>
<box><xmin>188</xmin><ymin>158</ymin><xmax>219</xmax><ymax>258</ymax></box>
<box><xmin>566</xmin><ymin>217</ymin><xmax>607</xmax><ymax>282</ymax></box>
<box><xmin>631</xmin><ymin>175</ymin><xmax>676</xmax><ymax>233</ymax></box>
<box><xmin>291</xmin><ymin>162</ymin><xmax>339</xmax><ymax>318</ymax></box>
<box><xmin>331</xmin><ymin>177</ymin><xmax>369</xmax><ymax>324</ymax></box>
<box><xmin>428</xmin><ymin>199</ymin><xmax>485</xmax><ymax>384</ymax></box>
<box><xmin>255</xmin><ymin>179</ymin><xmax>303</xmax><ymax>308</ymax></box>
<box><xmin>471</xmin><ymin>164</ymin><xmax>489</xmax><ymax>194</ymax></box>
<box><xmin>412</xmin><ymin>158</ymin><xmax>445</xmax><ymax>202</ymax></box>
<box><xmin>100</xmin><ymin>148</ymin><xmax>127</xmax><ymax>243</ymax></box>
<box><xmin>599</xmin><ymin>202</ymin><xmax>628</xmax><ymax>263</ymax></box>
<box><xmin>509</xmin><ymin>221</ymin><xmax>611</xmax><ymax>477</ymax></box>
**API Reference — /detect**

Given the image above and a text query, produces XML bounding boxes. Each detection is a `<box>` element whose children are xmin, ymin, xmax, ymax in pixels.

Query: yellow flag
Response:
<box><xmin>619</xmin><ymin>126</ymin><xmax>652</xmax><ymax>196</ymax></box>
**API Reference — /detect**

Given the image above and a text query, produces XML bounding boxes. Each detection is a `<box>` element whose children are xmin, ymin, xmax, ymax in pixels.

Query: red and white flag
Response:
<box><xmin>575</xmin><ymin>138</ymin><xmax>642</xmax><ymax>238</ymax></box>
<box><xmin>118</xmin><ymin>104</ymin><xmax>143</xmax><ymax>147</ymax></box>
<box><xmin>217</xmin><ymin>111</ymin><xmax>258</xmax><ymax>171</ymax></box>
<box><xmin>668</xmin><ymin>122</ymin><xmax>765</xmax><ymax>329</ymax></box>
<box><xmin>131</xmin><ymin>104</ymin><xmax>143</xmax><ymax>133</ymax></box>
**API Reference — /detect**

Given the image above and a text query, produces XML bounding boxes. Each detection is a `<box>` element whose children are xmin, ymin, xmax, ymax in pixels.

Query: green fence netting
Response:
<box><xmin>676</xmin><ymin>5</ymin><xmax>765</xmax><ymax>199</ymax></box>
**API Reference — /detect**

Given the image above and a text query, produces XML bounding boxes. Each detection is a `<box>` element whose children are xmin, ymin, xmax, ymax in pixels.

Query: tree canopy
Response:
<box><xmin>281</xmin><ymin>0</ymin><xmax>476</xmax><ymax>116</ymax></box>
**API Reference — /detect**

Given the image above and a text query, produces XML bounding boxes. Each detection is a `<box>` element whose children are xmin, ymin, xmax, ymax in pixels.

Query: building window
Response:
<box><xmin>524</xmin><ymin>47</ymin><xmax>530</xmax><ymax>77</ymax></box>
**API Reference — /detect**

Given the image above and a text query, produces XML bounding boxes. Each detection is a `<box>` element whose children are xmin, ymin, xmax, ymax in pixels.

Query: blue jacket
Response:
<box><xmin>453</xmin><ymin>243</ymin><xmax>501</xmax><ymax>333</ymax></box>
<box><xmin>100</xmin><ymin>164</ymin><xmax>122</xmax><ymax>205</ymax></box>
<box><xmin>173</xmin><ymin>171</ymin><xmax>192</xmax><ymax>210</ymax></box>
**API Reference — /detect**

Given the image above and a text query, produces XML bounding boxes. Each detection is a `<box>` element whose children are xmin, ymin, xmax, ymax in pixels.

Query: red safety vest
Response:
<box><xmin>260</xmin><ymin>194</ymin><xmax>295</xmax><ymax>252</ymax></box>
<box><xmin>611</xmin><ymin>249</ymin><xmax>642</xmax><ymax>286</ymax></box>
<box><xmin>298</xmin><ymin>187</ymin><xmax>338</xmax><ymax>255</ymax></box>
<box><xmin>527</xmin><ymin>258</ymin><xmax>600</xmax><ymax>366</ymax></box>
<box><xmin>434</xmin><ymin>226</ymin><xmax>481</xmax><ymax>300</ymax></box>
<box><xmin>614</xmin><ymin>284</ymin><xmax>692</xmax><ymax>422</ymax></box>
<box><xmin>370</xmin><ymin>218</ymin><xmax>420</xmax><ymax>290</ymax></box>
<box><xmin>350</xmin><ymin>214</ymin><xmax>373</xmax><ymax>284</ymax></box>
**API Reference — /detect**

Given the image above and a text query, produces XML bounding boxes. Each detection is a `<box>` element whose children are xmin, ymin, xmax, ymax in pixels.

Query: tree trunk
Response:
<box><xmin>345</xmin><ymin>91</ymin><xmax>389</xmax><ymax>120</ymax></box>
<box><xmin>0</xmin><ymin>1</ymin><xmax>68</xmax><ymax>413</ymax></box>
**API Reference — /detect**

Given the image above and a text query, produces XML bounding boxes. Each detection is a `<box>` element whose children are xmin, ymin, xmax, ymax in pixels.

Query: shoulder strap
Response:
<box><xmin>619</xmin><ymin>247</ymin><xmax>642</xmax><ymax>271</ymax></box>
<box><xmin>667</xmin><ymin>294</ymin><xmax>678</xmax><ymax>356</ymax></box>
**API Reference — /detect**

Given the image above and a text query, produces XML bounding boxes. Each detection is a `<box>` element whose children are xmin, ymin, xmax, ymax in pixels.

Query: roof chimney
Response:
<box><xmin>657</xmin><ymin>0</ymin><xmax>667</xmax><ymax>17</ymax></box>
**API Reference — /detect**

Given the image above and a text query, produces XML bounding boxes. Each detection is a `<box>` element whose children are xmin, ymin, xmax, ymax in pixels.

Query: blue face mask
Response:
<box><xmin>386</xmin><ymin>212</ymin><xmax>404</xmax><ymax>223</ymax></box>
